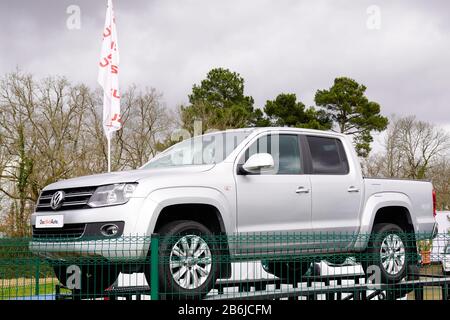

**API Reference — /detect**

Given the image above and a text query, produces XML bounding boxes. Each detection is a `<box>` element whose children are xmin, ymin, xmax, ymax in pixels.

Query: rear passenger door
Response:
<box><xmin>305</xmin><ymin>135</ymin><xmax>363</xmax><ymax>249</ymax></box>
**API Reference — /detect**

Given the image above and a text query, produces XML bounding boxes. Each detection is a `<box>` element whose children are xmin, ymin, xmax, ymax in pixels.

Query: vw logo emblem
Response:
<box><xmin>50</xmin><ymin>191</ymin><xmax>65</xmax><ymax>210</ymax></box>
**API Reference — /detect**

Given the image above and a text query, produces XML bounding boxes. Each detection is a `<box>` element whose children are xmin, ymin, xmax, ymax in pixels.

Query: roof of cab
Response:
<box><xmin>200</xmin><ymin>127</ymin><xmax>347</xmax><ymax>139</ymax></box>
<box><xmin>248</xmin><ymin>127</ymin><xmax>346</xmax><ymax>137</ymax></box>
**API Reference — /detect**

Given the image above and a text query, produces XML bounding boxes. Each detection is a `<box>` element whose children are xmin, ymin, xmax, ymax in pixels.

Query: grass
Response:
<box><xmin>0</xmin><ymin>278</ymin><xmax>67</xmax><ymax>300</ymax></box>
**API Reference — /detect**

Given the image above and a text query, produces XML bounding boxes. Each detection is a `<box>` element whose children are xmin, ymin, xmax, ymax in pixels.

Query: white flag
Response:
<box><xmin>98</xmin><ymin>0</ymin><xmax>121</xmax><ymax>139</ymax></box>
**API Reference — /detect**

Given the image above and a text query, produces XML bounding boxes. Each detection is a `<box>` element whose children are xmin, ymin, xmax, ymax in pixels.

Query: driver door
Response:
<box><xmin>235</xmin><ymin>133</ymin><xmax>312</xmax><ymax>244</ymax></box>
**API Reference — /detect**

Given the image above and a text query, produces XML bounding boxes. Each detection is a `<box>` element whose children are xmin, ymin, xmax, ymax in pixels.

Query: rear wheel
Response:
<box><xmin>362</xmin><ymin>223</ymin><xmax>411</xmax><ymax>284</ymax></box>
<box><xmin>145</xmin><ymin>220</ymin><xmax>219</xmax><ymax>300</ymax></box>
<box><xmin>52</xmin><ymin>263</ymin><xmax>119</xmax><ymax>295</ymax></box>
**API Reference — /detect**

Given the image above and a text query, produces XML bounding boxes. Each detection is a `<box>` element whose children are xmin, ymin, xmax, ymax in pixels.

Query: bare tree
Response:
<box><xmin>0</xmin><ymin>71</ymin><xmax>175</xmax><ymax>236</ymax></box>
<box><xmin>429</xmin><ymin>156</ymin><xmax>450</xmax><ymax>210</ymax></box>
<box><xmin>117</xmin><ymin>86</ymin><xmax>176</xmax><ymax>169</ymax></box>
<box><xmin>382</xmin><ymin>115</ymin><xmax>405</xmax><ymax>177</ymax></box>
<box><xmin>396</xmin><ymin>116</ymin><xmax>450</xmax><ymax>179</ymax></box>
<box><xmin>0</xmin><ymin>72</ymin><xmax>41</xmax><ymax>236</ymax></box>
<box><xmin>364</xmin><ymin>116</ymin><xmax>450</xmax><ymax>178</ymax></box>
<box><xmin>361</xmin><ymin>153</ymin><xmax>384</xmax><ymax>177</ymax></box>
<box><xmin>362</xmin><ymin>115</ymin><xmax>450</xmax><ymax>210</ymax></box>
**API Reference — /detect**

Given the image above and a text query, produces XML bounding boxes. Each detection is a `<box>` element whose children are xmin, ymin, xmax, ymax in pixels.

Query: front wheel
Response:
<box><xmin>362</xmin><ymin>223</ymin><xmax>411</xmax><ymax>284</ymax></box>
<box><xmin>145</xmin><ymin>220</ymin><xmax>219</xmax><ymax>300</ymax></box>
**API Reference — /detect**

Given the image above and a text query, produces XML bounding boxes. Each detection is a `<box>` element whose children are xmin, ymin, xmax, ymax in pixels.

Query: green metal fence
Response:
<box><xmin>0</xmin><ymin>232</ymin><xmax>448</xmax><ymax>300</ymax></box>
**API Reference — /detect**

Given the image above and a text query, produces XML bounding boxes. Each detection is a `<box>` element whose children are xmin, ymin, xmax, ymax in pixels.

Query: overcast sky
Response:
<box><xmin>1</xmin><ymin>0</ymin><xmax>449</xmax><ymax>133</ymax></box>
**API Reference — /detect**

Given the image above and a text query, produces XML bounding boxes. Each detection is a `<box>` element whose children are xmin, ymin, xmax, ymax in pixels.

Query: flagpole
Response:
<box><xmin>99</xmin><ymin>0</ymin><xmax>120</xmax><ymax>174</ymax></box>
<box><xmin>107</xmin><ymin>132</ymin><xmax>112</xmax><ymax>173</ymax></box>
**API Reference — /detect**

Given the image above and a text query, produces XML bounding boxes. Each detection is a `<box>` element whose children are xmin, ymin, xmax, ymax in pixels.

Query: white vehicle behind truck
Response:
<box><xmin>30</xmin><ymin>127</ymin><xmax>437</xmax><ymax>298</ymax></box>
<box><xmin>442</xmin><ymin>245</ymin><xmax>450</xmax><ymax>275</ymax></box>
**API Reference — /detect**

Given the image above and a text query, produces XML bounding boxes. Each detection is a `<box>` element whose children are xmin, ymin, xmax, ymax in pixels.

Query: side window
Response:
<box><xmin>243</xmin><ymin>134</ymin><xmax>302</xmax><ymax>175</ymax></box>
<box><xmin>306</xmin><ymin>136</ymin><xmax>349</xmax><ymax>174</ymax></box>
<box><xmin>336</xmin><ymin>139</ymin><xmax>349</xmax><ymax>173</ymax></box>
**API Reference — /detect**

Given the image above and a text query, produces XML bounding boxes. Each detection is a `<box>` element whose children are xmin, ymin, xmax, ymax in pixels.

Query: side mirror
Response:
<box><xmin>240</xmin><ymin>153</ymin><xmax>274</xmax><ymax>174</ymax></box>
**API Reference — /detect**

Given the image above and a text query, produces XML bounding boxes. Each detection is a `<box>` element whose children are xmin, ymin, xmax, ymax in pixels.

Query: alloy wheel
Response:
<box><xmin>380</xmin><ymin>233</ymin><xmax>406</xmax><ymax>276</ymax></box>
<box><xmin>169</xmin><ymin>234</ymin><xmax>212</xmax><ymax>290</ymax></box>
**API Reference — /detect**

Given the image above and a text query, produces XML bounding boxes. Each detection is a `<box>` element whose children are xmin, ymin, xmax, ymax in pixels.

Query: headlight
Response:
<box><xmin>88</xmin><ymin>183</ymin><xmax>137</xmax><ymax>208</ymax></box>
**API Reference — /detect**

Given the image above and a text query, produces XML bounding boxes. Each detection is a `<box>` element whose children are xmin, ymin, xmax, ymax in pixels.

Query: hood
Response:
<box><xmin>43</xmin><ymin>165</ymin><xmax>215</xmax><ymax>191</ymax></box>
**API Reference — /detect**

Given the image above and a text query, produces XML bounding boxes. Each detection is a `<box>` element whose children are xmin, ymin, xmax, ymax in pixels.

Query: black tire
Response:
<box><xmin>362</xmin><ymin>223</ymin><xmax>411</xmax><ymax>284</ymax></box>
<box><xmin>262</xmin><ymin>259</ymin><xmax>311</xmax><ymax>283</ymax></box>
<box><xmin>52</xmin><ymin>263</ymin><xmax>119</xmax><ymax>295</ymax></box>
<box><xmin>145</xmin><ymin>220</ymin><xmax>219</xmax><ymax>300</ymax></box>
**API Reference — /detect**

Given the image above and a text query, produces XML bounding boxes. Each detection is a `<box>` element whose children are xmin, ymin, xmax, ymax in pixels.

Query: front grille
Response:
<box><xmin>32</xmin><ymin>223</ymin><xmax>86</xmax><ymax>240</ymax></box>
<box><xmin>36</xmin><ymin>187</ymin><xmax>97</xmax><ymax>212</ymax></box>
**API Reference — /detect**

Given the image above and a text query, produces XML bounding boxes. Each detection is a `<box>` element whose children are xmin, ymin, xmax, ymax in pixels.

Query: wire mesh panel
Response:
<box><xmin>0</xmin><ymin>232</ymin><xmax>449</xmax><ymax>300</ymax></box>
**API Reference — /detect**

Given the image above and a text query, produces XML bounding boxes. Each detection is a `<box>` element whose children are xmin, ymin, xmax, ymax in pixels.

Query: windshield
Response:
<box><xmin>142</xmin><ymin>130</ymin><xmax>252</xmax><ymax>169</ymax></box>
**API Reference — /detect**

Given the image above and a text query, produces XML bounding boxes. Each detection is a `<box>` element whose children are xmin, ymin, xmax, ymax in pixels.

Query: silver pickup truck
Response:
<box><xmin>30</xmin><ymin>127</ymin><xmax>437</xmax><ymax>297</ymax></box>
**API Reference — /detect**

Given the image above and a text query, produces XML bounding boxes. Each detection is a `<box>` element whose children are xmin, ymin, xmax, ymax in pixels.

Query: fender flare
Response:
<box><xmin>354</xmin><ymin>192</ymin><xmax>415</xmax><ymax>250</ymax></box>
<box><xmin>139</xmin><ymin>186</ymin><xmax>234</xmax><ymax>236</ymax></box>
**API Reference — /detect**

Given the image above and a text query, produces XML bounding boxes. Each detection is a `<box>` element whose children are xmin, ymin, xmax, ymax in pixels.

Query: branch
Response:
<box><xmin>0</xmin><ymin>187</ymin><xmax>35</xmax><ymax>202</ymax></box>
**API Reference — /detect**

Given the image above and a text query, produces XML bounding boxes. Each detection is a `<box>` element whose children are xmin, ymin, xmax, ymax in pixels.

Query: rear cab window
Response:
<box><xmin>306</xmin><ymin>136</ymin><xmax>349</xmax><ymax>175</ymax></box>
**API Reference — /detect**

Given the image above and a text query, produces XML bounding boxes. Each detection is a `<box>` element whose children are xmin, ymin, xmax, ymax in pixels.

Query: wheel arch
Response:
<box><xmin>371</xmin><ymin>206</ymin><xmax>415</xmax><ymax>234</ymax></box>
<box><xmin>143</xmin><ymin>187</ymin><xmax>234</xmax><ymax>279</ymax></box>
<box><xmin>154</xmin><ymin>203</ymin><xmax>226</xmax><ymax>235</ymax></box>
<box><xmin>153</xmin><ymin>203</ymin><xmax>232</xmax><ymax>279</ymax></box>
<box><xmin>369</xmin><ymin>206</ymin><xmax>418</xmax><ymax>258</ymax></box>
<box><xmin>355</xmin><ymin>192</ymin><xmax>417</xmax><ymax>251</ymax></box>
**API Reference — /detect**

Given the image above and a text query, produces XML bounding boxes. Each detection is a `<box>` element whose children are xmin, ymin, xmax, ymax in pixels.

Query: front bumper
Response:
<box><xmin>29</xmin><ymin>197</ymin><xmax>152</xmax><ymax>262</ymax></box>
<box><xmin>29</xmin><ymin>236</ymin><xmax>150</xmax><ymax>262</ymax></box>
<box><xmin>31</xmin><ymin>221</ymin><xmax>125</xmax><ymax>240</ymax></box>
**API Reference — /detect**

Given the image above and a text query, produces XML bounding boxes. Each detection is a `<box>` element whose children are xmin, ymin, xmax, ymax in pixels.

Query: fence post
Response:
<box><xmin>414</xmin><ymin>285</ymin><xmax>424</xmax><ymax>300</ymax></box>
<box><xmin>150</xmin><ymin>234</ymin><xmax>159</xmax><ymax>300</ymax></box>
<box><xmin>35</xmin><ymin>258</ymin><xmax>40</xmax><ymax>297</ymax></box>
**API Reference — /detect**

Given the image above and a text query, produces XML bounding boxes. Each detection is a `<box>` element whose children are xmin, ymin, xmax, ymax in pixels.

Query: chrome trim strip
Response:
<box><xmin>62</xmin><ymin>201</ymin><xmax>88</xmax><ymax>207</ymax></box>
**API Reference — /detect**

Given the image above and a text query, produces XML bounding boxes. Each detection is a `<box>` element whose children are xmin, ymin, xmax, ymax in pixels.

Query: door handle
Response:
<box><xmin>347</xmin><ymin>186</ymin><xmax>360</xmax><ymax>193</ymax></box>
<box><xmin>296</xmin><ymin>187</ymin><xmax>310</xmax><ymax>194</ymax></box>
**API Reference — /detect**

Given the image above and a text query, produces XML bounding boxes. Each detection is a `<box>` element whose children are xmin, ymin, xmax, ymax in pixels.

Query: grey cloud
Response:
<box><xmin>0</xmin><ymin>0</ymin><xmax>449</xmax><ymax>126</ymax></box>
